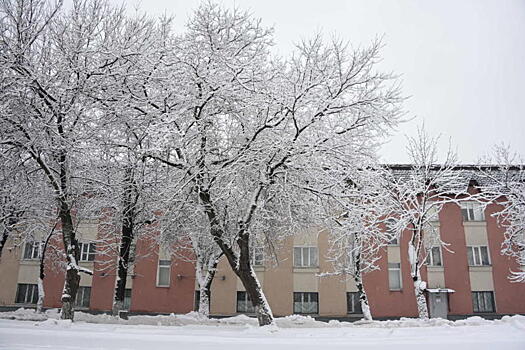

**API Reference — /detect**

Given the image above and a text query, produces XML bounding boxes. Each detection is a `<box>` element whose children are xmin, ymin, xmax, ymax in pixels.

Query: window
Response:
<box><xmin>293</xmin><ymin>292</ymin><xmax>319</xmax><ymax>314</ymax></box>
<box><xmin>236</xmin><ymin>291</ymin><xmax>254</xmax><ymax>313</ymax></box>
<box><xmin>388</xmin><ymin>263</ymin><xmax>402</xmax><ymax>290</ymax></box>
<box><xmin>123</xmin><ymin>289</ymin><xmax>132</xmax><ymax>310</ymax></box>
<box><xmin>426</xmin><ymin>246</ymin><xmax>442</xmax><ymax>266</ymax></box>
<box><xmin>293</xmin><ymin>247</ymin><xmax>318</xmax><ymax>267</ymax></box>
<box><xmin>22</xmin><ymin>242</ymin><xmax>40</xmax><ymax>260</ymax></box>
<box><xmin>157</xmin><ymin>260</ymin><xmax>171</xmax><ymax>287</ymax></box>
<box><xmin>15</xmin><ymin>284</ymin><xmax>38</xmax><ymax>304</ymax></box>
<box><xmin>347</xmin><ymin>292</ymin><xmax>362</xmax><ymax>314</ymax></box>
<box><xmin>472</xmin><ymin>291</ymin><xmax>495</xmax><ymax>313</ymax></box>
<box><xmin>467</xmin><ymin>246</ymin><xmax>490</xmax><ymax>266</ymax></box>
<box><xmin>75</xmin><ymin>287</ymin><xmax>91</xmax><ymax>308</ymax></box>
<box><xmin>252</xmin><ymin>246</ymin><xmax>264</xmax><ymax>266</ymax></box>
<box><xmin>79</xmin><ymin>243</ymin><xmax>96</xmax><ymax>262</ymax></box>
<box><xmin>386</xmin><ymin>219</ymin><xmax>399</xmax><ymax>245</ymax></box>
<box><xmin>461</xmin><ymin>202</ymin><xmax>485</xmax><ymax>221</ymax></box>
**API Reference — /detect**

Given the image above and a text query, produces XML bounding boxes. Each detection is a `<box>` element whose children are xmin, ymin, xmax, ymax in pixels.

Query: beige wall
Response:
<box><xmin>427</xmin><ymin>267</ymin><xmax>446</xmax><ymax>288</ymax></box>
<box><xmin>0</xmin><ymin>238</ymin><xmax>22</xmax><ymax>306</ymax></box>
<box><xmin>464</xmin><ymin>222</ymin><xmax>488</xmax><ymax>245</ymax></box>
<box><xmin>469</xmin><ymin>267</ymin><xmax>494</xmax><ymax>291</ymax></box>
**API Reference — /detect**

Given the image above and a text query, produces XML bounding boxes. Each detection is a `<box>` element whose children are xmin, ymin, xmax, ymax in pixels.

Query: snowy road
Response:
<box><xmin>1</xmin><ymin>318</ymin><xmax>525</xmax><ymax>350</ymax></box>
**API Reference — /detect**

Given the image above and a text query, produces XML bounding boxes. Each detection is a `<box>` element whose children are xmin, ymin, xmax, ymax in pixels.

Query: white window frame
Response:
<box><xmin>156</xmin><ymin>259</ymin><xmax>171</xmax><ymax>287</ymax></box>
<box><xmin>15</xmin><ymin>283</ymin><xmax>38</xmax><ymax>304</ymax></box>
<box><xmin>461</xmin><ymin>202</ymin><xmax>485</xmax><ymax>222</ymax></box>
<box><xmin>79</xmin><ymin>242</ymin><xmax>96</xmax><ymax>262</ymax></box>
<box><xmin>293</xmin><ymin>292</ymin><xmax>319</xmax><ymax>314</ymax></box>
<box><xmin>388</xmin><ymin>263</ymin><xmax>402</xmax><ymax>290</ymax></box>
<box><xmin>252</xmin><ymin>246</ymin><xmax>264</xmax><ymax>266</ymax></box>
<box><xmin>426</xmin><ymin>246</ymin><xmax>443</xmax><ymax>267</ymax></box>
<box><xmin>386</xmin><ymin>219</ymin><xmax>399</xmax><ymax>246</ymax></box>
<box><xmin>236</xmin><ymin>291</ymin><xmax>254</xmax><ymax>313</ymax></box>
<box><xmin>22</xmin><ymin>242</ymin><xmax>40</xmax><ymax>260</ymax></box>
<box><xmin>467</xmin><ymin>246</ymin><xmax>491</xmax><ymax>266</ymax></box>
<box><xmin>347</xmin><ymin>292</ymin><xmax>362</xmax><ymax>314</ymax></box>
<box><xmin>472</xmin><ymin>291</ymin><xmax>495</xmax><ymax>313</ymax></box>
<box><xmin>74</xmin><ymin>286</ymin><xmax>91</xmax><ymax>308</ymax></box>
<box><xmin>293</xmin><ymin>247</ymin><xmax>318</xmax><ymax>268</ymax></box>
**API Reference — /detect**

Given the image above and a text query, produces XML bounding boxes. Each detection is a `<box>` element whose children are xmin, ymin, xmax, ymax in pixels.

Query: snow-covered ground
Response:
<box><xmin>1</xmin><ymin>309</ymin><xmax>524</xmax><ymax>350</ymax></box>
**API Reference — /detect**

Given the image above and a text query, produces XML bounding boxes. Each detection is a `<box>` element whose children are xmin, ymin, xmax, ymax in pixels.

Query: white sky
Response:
<box><xmin>118</xmin><ymin>0</ymin><xmax>525</xmax><ymax>163</ymax></box>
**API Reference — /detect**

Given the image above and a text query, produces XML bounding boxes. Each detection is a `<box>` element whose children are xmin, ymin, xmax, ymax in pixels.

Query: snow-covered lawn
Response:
<box><xmin>1</xmin><ymin>309</ymin><xmax>524</xmax><ymax>350</ymax></box>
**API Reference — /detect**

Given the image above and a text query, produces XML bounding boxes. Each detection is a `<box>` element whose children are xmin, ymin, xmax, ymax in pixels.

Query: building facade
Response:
<box><xmin>1</xmin><ymin>188</ymin><xmax>524</xmax><ymax>319</ymax></box>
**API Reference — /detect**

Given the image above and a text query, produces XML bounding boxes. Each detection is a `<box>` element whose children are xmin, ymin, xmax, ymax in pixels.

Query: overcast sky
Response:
<box><xmin>118</xmin><ymin>0</ymin><xmax>524</xmax><ymax>163</ymax></box>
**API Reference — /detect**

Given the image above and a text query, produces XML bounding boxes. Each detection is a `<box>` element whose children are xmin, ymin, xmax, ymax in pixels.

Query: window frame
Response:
<box><xmin>22</xmin><ymin>242</ymin><xmax>40</xmax><ymax>260</ymax></box>
<box><xmin>79</xmin><ymin>242</ymin><xmax>96</xmax><ymax>262</ymax></box>
<box><xmin>346</xmin><ymin>292</ymin><xmax>363</xmax><ymax>314</ymax></box>
<box><xmin>461</xmin><ymin>202</ymin><xmax>485</xmax><ymax>222</ymax></box>
<box><xmin>236</xmin><ymin>291</ymin><xmax>255</xmax><ymax>313</ymax></box>
<box><xmin>156</xmin><ymin>259</ymin><xmax>171</xmax><ymax>287</ymax></box>
<box><xmin>472</xmin><ymin>291</ymin><xmax>495</xmax><ymax>313</ymax></box>
<box><xmin>388</xmin><ymin>263</ymin><xmax>402</xmax><ymax>290</ymax></box>
<box><xmin>293</xmin><ymin>292</ymin><xmax>319</xmax><ymax>314</ymax></box>
<box><xmin>123</xmin><ymin>288</ymin><xmax>132</xmax><ymax>310</ymax></box>
<box><xmin>15</xmin><ymin>283</ymin><xmax>38</xmax><ymax>304</ymax></box>
<box><xmin>252</xmin><ymin>246</ymin><xmax>264</xmax><ymax>266</ymax></box>
<box><xmin>293</xmin><ymin>246</ymin><xmax>319</xmax><ymax>268</ymax></box>
<box><xmin>74</xmin><ymin>286</ymin><xmax>91</xmax><ymax>309</ymax></box>
<box><xmin>467</xmin><ymin>246</ymin><xmax>491</xmax><ymax>266</ymax></box>
<box><xmin>386</xmin><ymin>219</ymin><xmax>399</xmax><ymax>246</ymax></box>
<box><xmin>426</xmin><ymin>246</ymin><xmax>443</xmax><ymax>267</ymax></box>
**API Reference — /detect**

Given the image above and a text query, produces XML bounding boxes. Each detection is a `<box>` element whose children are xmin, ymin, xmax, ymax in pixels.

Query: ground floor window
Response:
<box><xmin>123</xmin><ymin>289</ymin><xmax>132</xmax><ymax>310</ymax></box>
<box><xmin>472</xmin><ymin>291</ymin><xmax>495</xmax><ymax>313</ymax></box>
<box><xmin>75</xmin><ymin>286</ymin><xmax>91</xmax><ymax>308</ymax></box>
<box><xmin>236</xmin><ymin>291</ymin><xmax>254</xmax><ymax>313</ymax></box>
<box><xmin>15</xmin><ymin>284</ymin><xmax>38</xmax><ymax>304</ymax></box>
<box><xmin>293</xmin><ymin>292</ymin><xmax>318</xmax><ymax>314</ymax></box>
<box><xmin>347</xmin><ymin>292</ymin><xmax>363</xmax><ymax>314</ymax></box>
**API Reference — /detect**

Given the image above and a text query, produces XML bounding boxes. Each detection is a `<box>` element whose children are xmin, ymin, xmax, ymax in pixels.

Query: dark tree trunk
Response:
<box><xmin>0</xmin><ymin>228</ymin><xmax>8</xmax><ymax>260</ymax></box>
<box><xmin>59</xmin><ymin>202</ymin><xmax>81</xmax><ymax>320</ymax></box>
<box><xmin>197</xmin><ymin>188</ymin><xmax>273</xmax><ymax>326</ymax></box>
<box><xmin>113</xmin><ymin>169</ymin><xmax>136</xmax><ymax>316</ymax></box>
<box><xmin>37</xmin><ymin>224</ymin><xmax>57</xmax><ymax>313</ymax></box>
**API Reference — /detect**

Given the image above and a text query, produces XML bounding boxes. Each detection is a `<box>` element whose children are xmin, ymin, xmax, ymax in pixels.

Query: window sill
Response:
<box><xmin>463</xmin><ymin>221</ymin><xmax>487</xmax><ymax>227</ymax></box>
<box><xmin>253</xmin><ymin>266</ymin><xmax>265</xmax><ymax>272</ymax></box>
<box><xmin>156</xmin><ymin>285</ymin><xmax>170</xmax><ymax>288</ymax></box>
<box><xmin>293</xmin><ymin>267</ymin><xmax>320</xmax><ymax>273</ymax></box>
<box><xmin>389</xmin><ymin>289</ymin><xmax>403</xmax><ymax>292</ymax></box>
<box><xmin>427</xmin><ymin>266</ymin><xmax>444</xmax><ymax>271</ymax></box>
<box><xmin>469</xmin><ymin>266</ymin><xmax>492</xmax><ymax>272</ymax></box>
<box><xmin>19</xmin><ymin>260</ymin><xmax>39</xmax><ymax>265</ymax></box>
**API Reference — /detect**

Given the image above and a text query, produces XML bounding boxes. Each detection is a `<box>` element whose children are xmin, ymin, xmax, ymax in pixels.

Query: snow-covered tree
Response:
<box><xmin>0</xmin><ymin>0</ymin><xmax>144</xmax><ymax>320</ymax></box>
<box><xmin>476</xmin><ymin>146</ymin><xmax>525</xmax><ymax>282</ymax></box>
<box><xmin>323</xmin><ymin>164</ymin><xmax>394</xmax><ymax>321</ymax></box>
<box><xmin>145</xmin><ymin>3</ymin><xmax>403</xmax><ymax>326</ymax></box>
<box><xmin>385</xmin><ymin>127</ymin><xmax>466</xmax><ymax>318</ymax></box>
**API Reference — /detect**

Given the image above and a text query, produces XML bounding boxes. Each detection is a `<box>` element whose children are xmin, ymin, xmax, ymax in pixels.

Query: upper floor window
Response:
<box><xmin>472</xmin><ymin>291</ymin><xmax>495</xmax><ymax>313</ymax></box>
<box><xmin>236</xmin><ymin>291</ymin><xmax>254</xmax><ymax>313</ymax></box>
<box><xmin>461</xmin><ymin>202</ymin><xmax>485</xmax><ymax>222</ymax></box>
<box><xmin>293</xmin><ymin>292</ymin><xmax>318</xmax><ymax>314</ymax></box>
<box><xmin>426</xmin><ymin>246</ymin><xmax>443</xmax><ymax>267</ymax></box>
<box><xmin>22</xmin><ymin>242</ymin><xmax>40</xmax><ymax>260</ymax></box>
<box><xmin>293</xmin><ymin>247</ymin><xmax>318</xmax><ymax>268</ymax></box>
<box><xmin>467</xmin><ymin>246</ymin><xmax>490</xmax><ymax>266</ymax></box>
<box><xmin>252</xmin><ymin>246</ymin><xmax>264</xmax><ymax>266</ymax></box>
<box><xmin>386</xmin><ymin>219</ymin><xmax>399</xmax><ymax>245</ymax></box>
<box><xmin>157</xmin><ymin>259</ymin><xmax>171</xmax><ymax>287</ymax></box>
<box><xmin>79</xmin><ymin>242</ymin><xmax>96</xmax><ymax>262</ymax></box>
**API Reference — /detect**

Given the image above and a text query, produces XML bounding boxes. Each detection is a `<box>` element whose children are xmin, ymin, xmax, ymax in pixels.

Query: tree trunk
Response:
<box><xmin>0</xmin><ymin>228</ymin><xmax>8</xmax><ymax>260</ymax></box>
<box><xmin>112</xmin><ymin>170</ymin><xmax>136</xmax><ymax>316</ymax></box>
<box><xmin>353</xmin><ymin>254</ymin><xmax>372</xmax><ymax>320</ymax></box>
<box><xmin>59</xmin><ymin>203</ymin><xmax>81</xmax><ymax>320</ymax></box>
<box><xmin>37</xmin><ymin>223</ymin><xmax>57</xmax><ymax>313</ymax></box>
<box><xmin>413</xmin><ymin>275</ymin><xmax>428</xmax><ymax>319</ymax></box>
<box><xmin>198</xmin><ymin>281</ymin><xmax>212</xmax><ymax>317</ymax></box>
